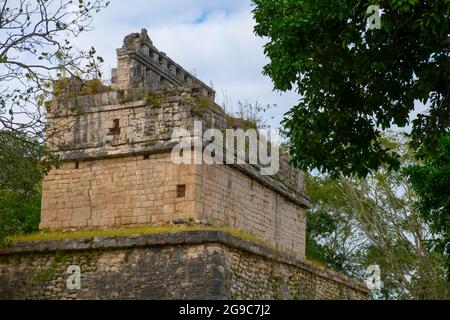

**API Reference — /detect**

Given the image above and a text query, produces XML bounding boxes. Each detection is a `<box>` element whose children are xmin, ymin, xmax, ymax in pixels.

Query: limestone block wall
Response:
<box><xmin>0</xmin><ymin>238</ymin><xmax>227</xmax><ymax>300</ymax></box>
<box><xmin>199</xmin><ymin>164</ymin><xmax>306</xmax><ymax>257</ymax></box>
<box><xmin>225</xmin><ymin>247</ymin><xmax>365</xmax><ymax>300</ymax></box>
<box><xmin>47</xmin><ymin>90</ymin><xmax>193</xmax><ymax>157</ymax></box>
<box><xmin>0</xmin><ymin>232</ymin><xmax>369</xmax><ymax>300</ymax></box>
<box><xmin>40</xmin><ymin>153</ymin><xmax>201</xmax><ymax>230</ymax></box>
<box><xmin>41</xmin><ymin>150</ymin><xmax>306</xmax><ymax>257</ymax></box>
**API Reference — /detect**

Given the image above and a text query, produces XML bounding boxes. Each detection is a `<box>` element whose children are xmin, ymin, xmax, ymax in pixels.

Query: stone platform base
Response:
<box><xmin>0</xmin><ymin>231</ymin><xmax>368</xmax><ymax>300</ymax></box>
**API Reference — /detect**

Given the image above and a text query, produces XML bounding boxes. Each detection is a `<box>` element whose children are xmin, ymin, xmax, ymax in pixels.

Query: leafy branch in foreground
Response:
<box><xmin>0</xmin><ymin>0</ymin><xmax>110</xmax><ymax>140</ymax></box>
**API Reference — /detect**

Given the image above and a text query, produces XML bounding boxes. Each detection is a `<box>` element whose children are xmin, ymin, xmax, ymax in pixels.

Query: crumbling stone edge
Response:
<box><xmin>0</xmin><ymin>230</ymin><xmax>368</xmax><ymax>294</ymax></box>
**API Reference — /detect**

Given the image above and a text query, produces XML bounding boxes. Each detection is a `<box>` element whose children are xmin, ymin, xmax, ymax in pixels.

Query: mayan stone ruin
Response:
<box><xmin>40</xmin><ymin>28</ymin><xmax>309</xmax><ymax>256</ymax></box>
<box><xmin>0</xmin><ymin>29</ymin><xmax>369</xmax><ymax>300</ymax></box>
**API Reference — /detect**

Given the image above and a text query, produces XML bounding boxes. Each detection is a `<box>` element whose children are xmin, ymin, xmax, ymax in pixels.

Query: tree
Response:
<box><xmin>306</xmin><ymin>173</ymin><xmax>366</xmax><ymax>274</ymax></box>
<box><xmin>0</xmin><ymin>0</ymin><xmax>109</xmax><ymax>245</ymax></box>
<box><xmin>252</xmin><ymin>0</ymin><xmax>450</xmax><ymax>178</ymax></box>
<box><xmin>0</xmin><ymin>0</ymin><xmax>109</xmax><ymax>139</ymax></box>
<box><xmin>405</xmin><ymin>134</ymin><xmax>450</xmax><ymax>280</ymax></box>
<box><xmin>306</xmin><ymin>135</ymin><xmax>449</xmax><ymax>299</ymax></box>
<box><xmin>0</xmin><ymin>132</ymin><xmax>55</xmax><ymax>246</ymax></box>
<box><xmin>0</xmin><ymin>188</ymin><xmax>42</xmax><ymax>245</ymax></box>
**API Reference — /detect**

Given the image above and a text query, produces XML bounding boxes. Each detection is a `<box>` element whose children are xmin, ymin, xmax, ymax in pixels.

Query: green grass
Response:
<box><xmin>192</xmin><ymin>97</ymin><xmax>223</xmax><ymax>114</ymax></box>
<box><xmin>8</xmin><ymin>225</ymin><xmax>265</xmax><ymax>245</ymax></box>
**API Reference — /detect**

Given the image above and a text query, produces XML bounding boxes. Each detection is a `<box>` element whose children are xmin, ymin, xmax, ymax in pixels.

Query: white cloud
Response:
<box><xmin>72</xmin><ymin>0</ymin><xmax>299</xmax><ymax>129</ymax></box>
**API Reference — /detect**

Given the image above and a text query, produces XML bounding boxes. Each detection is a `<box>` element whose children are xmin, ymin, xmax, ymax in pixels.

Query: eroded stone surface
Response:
<box><xmin>0</xmin><ymin>232</ymin><xmax>368</xmax><ymax>300</ymax></box>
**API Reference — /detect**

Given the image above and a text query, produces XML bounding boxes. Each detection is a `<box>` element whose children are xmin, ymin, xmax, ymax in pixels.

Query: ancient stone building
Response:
<box><xmin>40</xmin><ymin>29</ymin><xmax>309</xmax><ymax>257</ymax></box>
<box><xmin>0</xmin><ymin>30</ymin><xmax>369</xmax><ymax>300</ymax></box>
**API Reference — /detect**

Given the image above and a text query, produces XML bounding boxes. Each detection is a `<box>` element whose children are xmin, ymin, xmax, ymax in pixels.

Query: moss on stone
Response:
<box><xmin>33</xmin><ymin>251</ymin><xmax>67</xmax><ymax>284</ymax></box>
<box><xmin>144</xmin><ymin>92</ymin><xmax>162</xmax><ymax>107</ymax></box>
<box><xmin>9</xmin><ymin>225</ymin><xmax>264</xmax><ymax>246</ymax></box>
<box><xmin>268</xmin><ymin>271</ymin><xmax>284</xmax><ymax>299</ymax></box>
<box><xmin>53</xmin><ymin>78</ymin><xmax>111</xmax><ymax>99</ymax></box>
<box><xmin>79</xmin><ymin>79</ymin><xmax>111</xmax><ymax>96</ymax></box>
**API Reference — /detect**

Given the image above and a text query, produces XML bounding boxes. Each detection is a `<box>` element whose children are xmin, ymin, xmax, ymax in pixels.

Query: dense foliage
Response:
<box><xmin>405</xmin><ymin>134</ymin><xmax>450</xmax><ymax>279</ymax></box>
<box><xmin>0</xmin><ymin>189</ymin><xmax>41</xmax><ymax>245</ymax></box>
<box><xmin>0</xmin><ymin>133</ymin><xmax>56</xmax><ymax>246</ymax></box>
<box><xmin>253</xmin><ymin>0</ymin><xmax>450</xmax><ymax>177</ymax></box>
<box><xmin>306</xmin><ymin>135</ymin><xmax>450</xmax><ymax>299</ymax></box>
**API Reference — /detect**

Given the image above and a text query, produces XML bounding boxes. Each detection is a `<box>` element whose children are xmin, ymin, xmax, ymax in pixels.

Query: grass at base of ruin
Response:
<box><xmin>7</xmin><ymin>226</ymin><xmax>328</xmax><ymax>268</ymax></box>
<box><xmin>8</xmin><ymin>225</ymin><xmax>264</xmax><ymax>245</ymax></box>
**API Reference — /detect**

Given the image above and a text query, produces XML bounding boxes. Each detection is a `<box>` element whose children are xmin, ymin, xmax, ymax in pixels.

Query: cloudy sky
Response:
<box><xmin>72</xmin><ymin>0</ymin><xmax>299</xmax><ymax>130</ymax></box>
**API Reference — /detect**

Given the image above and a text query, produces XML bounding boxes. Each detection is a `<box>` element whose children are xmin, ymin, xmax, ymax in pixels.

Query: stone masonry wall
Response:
<box><xmin>40</xmin><ymin>152</ymin><xmax>305</xmax><ymax>257</ymax></box>
<box><xmin>0</xmin><ymin>231</ymin><xmax>369</xmax><ymax>300</ymax></box>
<box><xmin>200</xmin><ymin>164</ymin><xmax>306</xmax><ymax>257</ymax></box>
<box><xmin>226</xmin><ymin>248</ymin><xmax>365</xmax><ymax>300</ymax></box>
<box><xmin>46</xmin><ymin>89</ymin><xmax>194</xmax><ymax>157</ymax></box>
<box><xmin>40</xmin><ymin>153</ymin><xmax>201</xmax><ymax>230</ymax></box>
